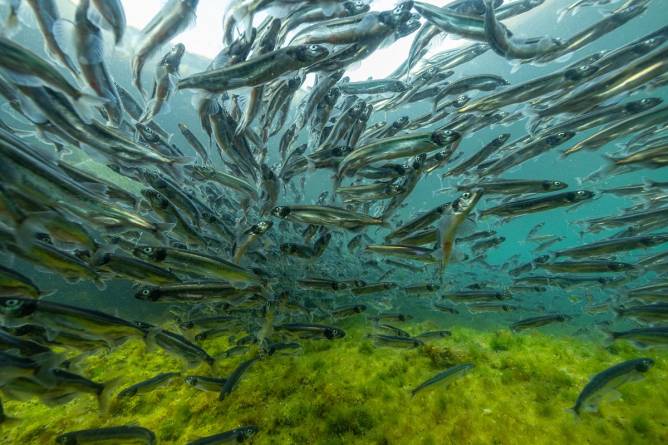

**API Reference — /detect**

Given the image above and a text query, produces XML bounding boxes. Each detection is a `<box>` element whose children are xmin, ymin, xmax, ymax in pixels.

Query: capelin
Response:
<box><xmin>134</xmin><ymin>287</ymin><xmax>160</xmax><ymax>301</ymax></box>
<box><xmin>625</xmin><ymin>97</ymin><xmax>662</xmax><ymax>112</ymax></box>
<box><xmin>270</xmin><ymin>206</ymin><xmax>290</xmax><ymax>219</ymax></box>
<box><xmin>545</xmin><ymin>131</ymin><xmax>575</xmax><ymax>145</ymax></box>
<box><xmin>542</xmin><ymin>180</ymin><xmax>567</xmax><ymax>191</ymax></box>
<box><xmin>568</xmin><ymin>190</ymin><xmax>595</xmax><ymax>202</ymax></box>
<box><xmin>562</xmin><ymin>63</ymin><xmax>598</xmax><ymax>82</ymax></box>
<box><xmin>432</xmin><ymin>130</ymin><xmax>461</xmax><ymax>146</ymax></box>
<box><xmin>133</xmin><ymin>246</ymin><xmax>167</xmax><ymax>261</ymax></box>
<box><xmin>453</xmin><ymin>95</ymin><xmax>470</xmax><ymax>108</ymax></box>
<box><xmin>325</xmin><ymin>327</ymin><xmax>346</xmax><ymax>339</ymax></box>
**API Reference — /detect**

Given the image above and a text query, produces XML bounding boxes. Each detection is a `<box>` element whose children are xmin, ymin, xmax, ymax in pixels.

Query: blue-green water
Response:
<box><xmin>0</xmin><ymin>0</ymin><xmax>667</xmax><ymax>444</ymax></box>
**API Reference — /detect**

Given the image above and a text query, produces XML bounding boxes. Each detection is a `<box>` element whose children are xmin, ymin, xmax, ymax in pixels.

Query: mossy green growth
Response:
<box><xmin>2</xmin><ymin>323</ymin><xmax>667</xmax><ymax>445</ymax></box>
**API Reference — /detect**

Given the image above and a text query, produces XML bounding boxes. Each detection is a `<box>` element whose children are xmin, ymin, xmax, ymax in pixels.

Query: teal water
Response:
<box><xmin>0</xmin><ymin>0</ymin><xmax>667</xmax><ymax>444</ymax></box>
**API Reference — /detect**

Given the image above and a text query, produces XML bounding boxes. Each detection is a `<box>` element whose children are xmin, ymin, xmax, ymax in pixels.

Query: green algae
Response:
<box><xmin>2</xmin><ymin>321</ymin><xmax>667</xmax><ymax>445</ymax></box>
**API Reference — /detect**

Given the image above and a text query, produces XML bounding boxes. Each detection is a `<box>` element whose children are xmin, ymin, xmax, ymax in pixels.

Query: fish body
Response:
<box><xmin>412</xmin><ymin>363</ymin><xmax>474</xmax><ymax>396</ymax></box>
<box><xmin>572</xmin><ymin>358</ymin><xmax>653</xmax><ymax>414</ymax></box>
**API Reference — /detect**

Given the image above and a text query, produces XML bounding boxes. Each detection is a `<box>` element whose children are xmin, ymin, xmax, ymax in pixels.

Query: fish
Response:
<box><xmin>91</xmin><ymin>0</ymin><xmax>126</xmax><ymax>45</ymax></box>
<box><xmin>272</xmin><ymin>205</ymin><xmax>384</xmax><ymax>230</ymax></box>
<box><xmin>437</xmin><ymin>190</ymin><xmax>482</xmax><ymax>271</ymax></box>
<box><xmin>136</xmin><ymin>321</ymin><xmax>214</xmax><ymax>366</ymax></box>
<box><xmin>186</xmin><ymin>426</ymin><xmax>259</xmax><ymax>445</ymax></box>
<box><xmin>367</xmin><ymin>334</ymin><xmax>423</xmax><ymax>349</ymax></box>
<box><xmin>0</xmin><ymin>297</ymin><xmax>144</xmax><ymax>343</ymax></box>
<box><xmin>185</xmin><ymin>375</ymin><xmax>227</xmax><ymax>393</ymax></box>
<box><xmin>132</xmin><ymin>0</ymin><xmax>199</xmax><ymax>96</ymax></box>
<box><xmin>510</xmin><ymin>314</ymin><xmax>572</xmax><ymax>332</ymax></box>
<box><xmin>572</xmin><ymin>358</ymin><xmax>653</xmax><ymax>415</ymax></box>
<box><xmin>219</xmin><ymin>357</ymin><xmax>257</xmax><ymax>401</ymax></box>
<box><xmin>442</xmin><ymin>290</ymin><xmax>510</xmax><ymax>303</ymax></box>
<box><xmin>56</xmin><ymin>426</ymin><xmax>157</xmax><ymax>445</ymax></box>
<box><xmin>274</xmin><ymin>323</ymin><xmax>345</xmax><ymax>340</ymax></box>
<box><xmin>139</xmin><ymin>43</ymin><xmax>185</xmax><ymax>124</ymax></box>
<box><xmin>458</xmin><ymin>179</ymin><xmax>567</xmax><ymax>195</ymax></box>
<box><xmin>609</xmin><ymin>327</ymin><xmax>668</xmax><ymax>348</ymax></box>
<box><xmin>133</xmin><ymin>246</ymin><xmax>262</xmax><ymax>285</ymax></box>
<box><xmin>411</xmin><ymin>363</ymin><xmax>474</xmax><ymax>396</ymax></box>
<box><xmin>616</xmin><ymin>303</ymin><xmax>668</xmax><ymax>324</ymax></box>
<box><xmin>178</xmin><ymin>45</ymin><xmax>329</xmax><ymax>93</ymax></box>
<box><xmin>0</xmin><ymin>265</ymin><xmax>42</xmax><ymax>298</ymax></box>
<box><xmin>481</xmin><ymin>191</ymin><xmax>594</xmax><ymax>218</ymax></box>
<box><xmin>24</xmin><ymin>0</ymin><xmax>80</xmax><ymax>75</ymax></box>
<box><xmin>337</xmin><ymin>130</ymin><xmax>461</xmax><ymax>179</ymax></box>
<box><xmin>0</xmin><ymin>37</ymin><xmax>88</xmax><ymax>105</ymax></box>
<box><xmin>555</xmin><ymin>233</ymin><xmax>668</xmax><ymax>258</ymax></box>
<box><xmin>415</xmin><ymin>330</ymin><xmax>452</xmax><ymax>339</ymax></box>
<box><xmin>483</xmin><ymin>0</ymin><xmax>563</xmax><ymax>60</ymax></box>
<box><xmin>117</xmin><ymin>372</ymin><xmax>180</xmax><ymax>399</ymax></box>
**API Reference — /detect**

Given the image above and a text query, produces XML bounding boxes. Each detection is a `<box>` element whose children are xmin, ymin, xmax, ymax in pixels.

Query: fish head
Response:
<box><xmin>295</xmin><ymin>44</ymin><xmax>329</xmax><ymax>63</ymax></box>
<box><xmin>387</xmin><ymin>183</ymin><xmax>405</xmax><ymax>195</ymax></box>
<box><xmin>635</xmin><ymin>358</ymin><xmax>654</xmax><ymax>372</ymax></box>
<box><xmin>542</xmin><ymin>180</ymin><xmax>567</xmax><ymax>191</ymax></box>
<box><xmin>325</xmin><ymin>327</ymin><xmax>346</xmax><ymax>339</ymax></box>
<box><xmin>135</xmin><ymin>287</ymin><xmax>160</xmax><ymax>301</ymax></box>
<box><xmin>271</xmin><ymin>206</ymin><xmax>291</xmax><ymax>219</ymax></box>
<box><xmin>34</xmin><ymin>231</ymin><xmax>53</xmax><ymax>244</ymax></box>
<box><xmin>331</xmin><ymin>145</ymin><xmax>351</xmax><ymax>157</ymax></box>
<box><xmin>254</xmin><ymin>221</ymin><xmax>273</xmax><ymax>234</ymax></box>
<box><xmin>133</xmin><ymin>245</ymin><xmax>167</xmax><ymax>261</ymax></box>
<box><xmin>608</xmin><ymin>262</ymin><xmax>632</xmax><ymax>272</ymax></box>
<box><xmin>393</xmin><ymin>1</ymin><xmax>414</xmax><ymax>19</ymax></box>
<box><xmin>397</xmin><ymin>13</ymin><xmax>422</xmax><ymax>38</ymax></box>
<box><xmin>361</xmin><ymin>103</ymin><xmax>374</xmax><ymax>120</ymax></box>
<box><xmin>184</xmin><ymin>376</ymin><xmax>199</xmax><ymax>386</ymax></box>
<box><xmin>326</xmin><ymin>87</ymin><xmax>341</xmax><ymax>105</ymax></box>
<box><xmin>453</xmin><ymin>95</ymin><xmax>470</xmax><ymax>108</ymax></box>
<box><xmin>625</xmin><ymin>97</ymin><xmax>662</xmax><ymax>113</ymax></box>
<box><xmin>432</xmin><ymin>129</ymin><xmax>461</xmax><ymax>146</ymax></box>
<box><xmin>239</xmin><ymin>426</ymin><xmax>259</xmax><ymax>440</ymax></box>
<box><xmin>133</xmin><ymin>321</ymin><xmax>153</xmax><ymax>332</ymax></box>
<box><xmin>411</xmin><ymin>153</ymin><xmax>427</xmax><ymax>170</ymax></box>
<box><xmin>564</xmin><ymin>63</ymin><xmax>599</xmax><ymax>82</ymax></box>
<box><xmin>349</xmin><ymin>99</ymin><xmax>367</xmax><ymax>117</ymax></box>
<box><xmin>344</xmin><ymin>0</ymin><xmax>371</xmax><ymax>15</ymax></box>
<box><xmin>452</xmin><ymin>190</ymin><xmax>483</xmax><ymax>215</ymax></box>
<box><xmin>0</xmin><ymin>297</ymin><xmax>37</xmax><ymax>319</ymax></box>
<box><xmin>56</xmin><ymin>434</ymin><xmax>78</xmax><ymax>445</ymax></box>
<box><xmin>280</xmin><ymin>243</ymin><xmax>298</xmax><ymax>255</ymax></box>
<box><xmin>570</xmin><ymin>190</ymin><xmax>594</xmax><ymax>202</ymax></box>
<box><xmin>140</xmin><ymin>189</ymin><xmax>168</xmax><ymax>208</ymax></box>
<box><xmin>494</xmin><ymin>133</ymin><xmax>511</xmax><ymax>146</ymax></box>
<box><xmin>638</xmin><ymin>36</ymin><xmax>666</xmax><ymax>53</ymax></box>
<box><xmin>165</xmin><ymin>43</ymin><xmax>186</xmax><ymax>66</ymax></box>
<box><xmin>545</xmin><ymin>131</ymin><xmax>575</xmax><ymax>146</ymax></box>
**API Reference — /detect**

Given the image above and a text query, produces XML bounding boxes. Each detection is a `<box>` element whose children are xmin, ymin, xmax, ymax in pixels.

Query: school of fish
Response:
<box><xmin>0</xmin><ymin>0</ymin><xmax>667</xmax><ymax>443</ymax></box>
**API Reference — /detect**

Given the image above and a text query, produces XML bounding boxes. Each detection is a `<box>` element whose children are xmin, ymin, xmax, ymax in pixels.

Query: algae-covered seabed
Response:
<box><xmin>3</xmin><ymin>321</ymin><xmax>667</xmax><ymax>445</ymax></box>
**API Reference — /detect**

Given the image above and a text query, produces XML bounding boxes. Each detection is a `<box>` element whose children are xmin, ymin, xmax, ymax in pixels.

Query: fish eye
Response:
<box><xmin>308</xmin><ymin>44</ymin><xmax>320</xmax><ymax>52</ymax></box>
<box><xmin>141</xmin><ymin>289</ymin><xmax>151</xmax><ymax>296</ymax></box>
<box><xmin>143</xmin><ymin>247</ymin><xmax>153</xmax><ymax>253</ymax></box>
<box><xmin>553</xmin><ymin>181</ymin><xmax>563</xmax><ymax>187</ymax></box>
<box><xmin>462</xmin><ymin>192</ymin><xmax>471</xmax><ymax>199</ymax></box>
<box><xmin>5</xmin><ymin>299</ymin><xmax>20</xmax><ymax>307</ymax></box>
